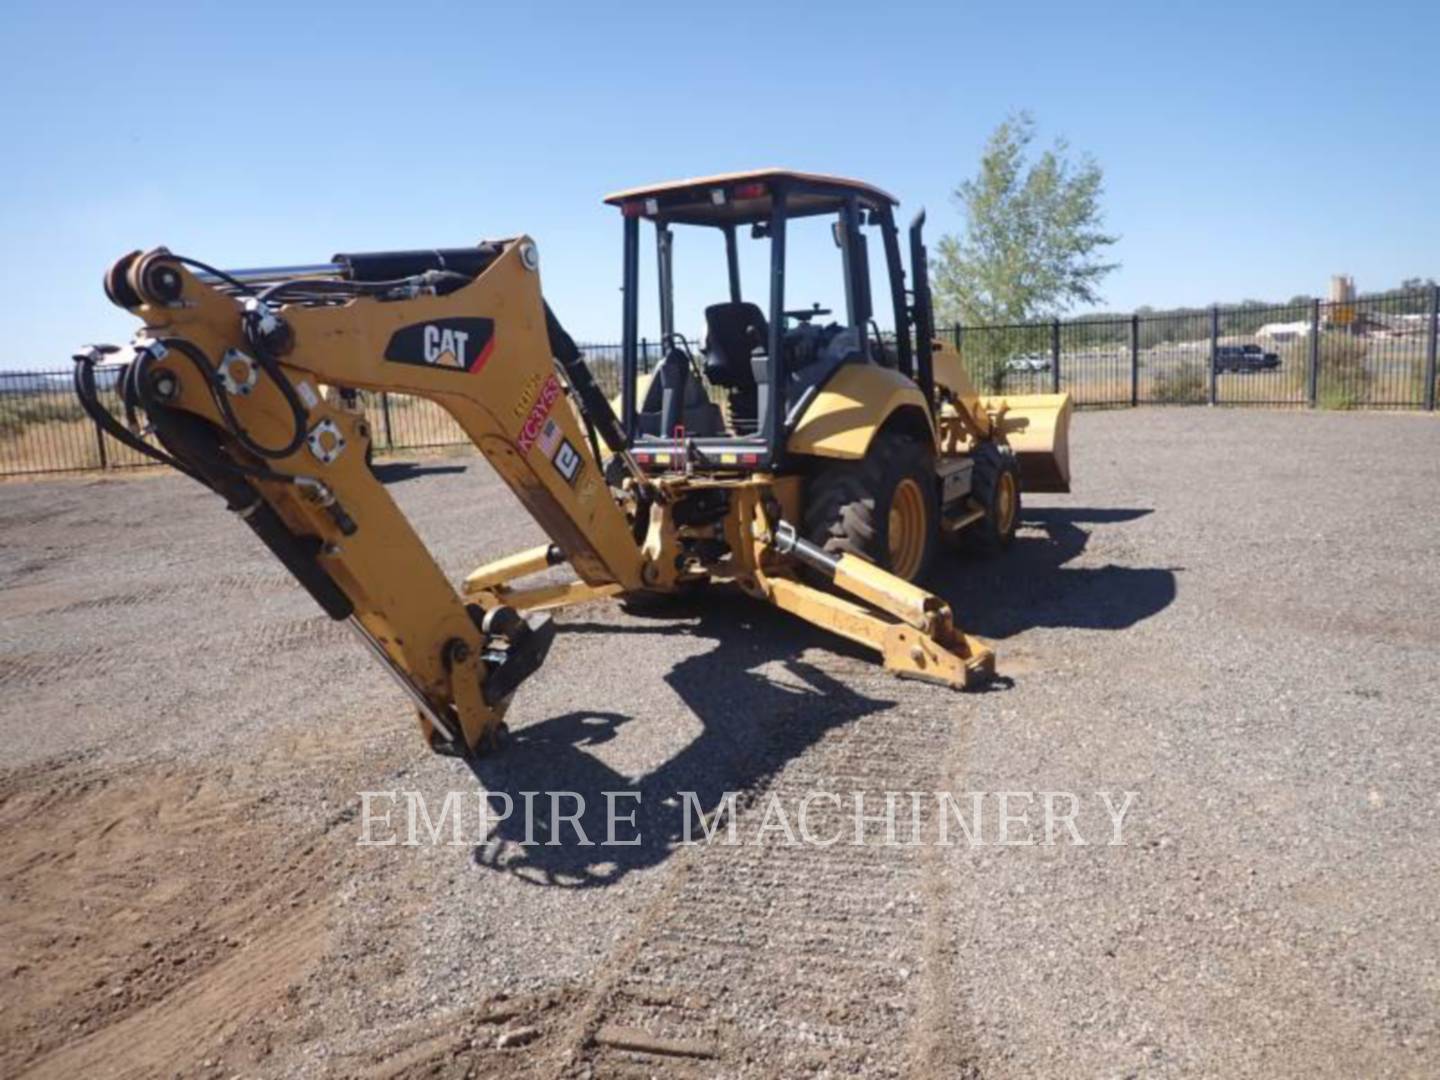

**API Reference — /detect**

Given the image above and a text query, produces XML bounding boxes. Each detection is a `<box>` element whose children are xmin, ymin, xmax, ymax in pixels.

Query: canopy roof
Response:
<box><xmin>602</xmin><ymin>169</ymin><xmax>898</xmax><ymax>226</ymax></box>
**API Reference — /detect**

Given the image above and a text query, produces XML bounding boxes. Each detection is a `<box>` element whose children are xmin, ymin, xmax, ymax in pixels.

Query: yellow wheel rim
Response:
<box><xmin>995</xmin><ymin>471</ymin><xmax>1018</xmax><ymax>536</ymax></box>
<box><xmin>887</xmin><ymin>477</ymin><xmax>928</xmax><ymax>581</ymax></box>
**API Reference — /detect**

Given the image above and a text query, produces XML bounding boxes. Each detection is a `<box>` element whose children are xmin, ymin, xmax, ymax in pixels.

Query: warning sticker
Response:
<box><xmin>536</xmin><ymin>416</ymin><xmax>563</xmax><ymax>459</ymax></box>
<box><xmin>516</xmin><ymin>375</ymin><xmax>563</xmax><ymax>452</ymax></box>
<box><xmin>553</xmin><ymin>438</ymin><xmax>583</xmax><ymax>485</ymax></box>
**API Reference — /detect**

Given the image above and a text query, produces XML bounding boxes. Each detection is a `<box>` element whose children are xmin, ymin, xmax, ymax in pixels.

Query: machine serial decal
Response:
<box><xmin>383</xmin><ymin>318</ymin><xmax>496</xmax><ymax>373</ymax></box>
<box><xmin>516</xmin><ymin>375</ymin><xmax>563</xmax><ymax>452</ymax></box>
<box><xmin>552</xmin><ymin>439</ymin><xmax>583</xmax><ymax>484</ymax></box>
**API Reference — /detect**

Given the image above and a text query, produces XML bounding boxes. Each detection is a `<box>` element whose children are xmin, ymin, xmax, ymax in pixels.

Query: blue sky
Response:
<box><xmin>0</xmin><ymin>0</ymin><xmax>1435</xmax><ymax>367</ymax></box>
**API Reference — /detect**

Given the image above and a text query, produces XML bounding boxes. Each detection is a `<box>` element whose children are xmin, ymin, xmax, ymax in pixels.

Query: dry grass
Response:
<box><xmin>1150</xmin><ymin>366</ymin><xmax>1207</xmax><ymax>404</ymax></box>
<box><xmin>1</xmin><ymin>416</ymin><xmax>106</xmax><ymax>475</ymax></box>
<box><xmin>1216</xmin><ymin>363</ymin><xmax>1306</xmax><ymax>404</ymax></box>
<box><xmin>0</xmin><ymin>416</ymin><xmax>160</xmax><ymax>476</ymax></box>
<box><xmin>0</xmin><ymin>396</ymin><xmax>88</xmax><ymax>439</ymax></box>
<box><xmin>1284</xmin><ymin>333</ymin><xmax>1367</xmax><ymax>410</ymax></box>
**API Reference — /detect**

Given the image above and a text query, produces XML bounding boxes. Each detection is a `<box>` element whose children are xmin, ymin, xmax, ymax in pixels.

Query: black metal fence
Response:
<box><xmin>3</xmin><ymin>288</ymin><xmax>1436</xmax><ymax>478</ymax></box>
<box><xmin>951</xmin><ymin>288</ymin><xmax>1439</xmax><ymax>410</ymax></box>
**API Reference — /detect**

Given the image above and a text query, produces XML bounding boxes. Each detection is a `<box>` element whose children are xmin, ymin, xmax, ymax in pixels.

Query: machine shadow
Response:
<box><xmin>465</xmin><ymin>592</ymin><xmax>893</xmax><ymax>889</ymax></box>
<box><xmin>374</xmin><ymin>460</ymin><xmax>470</xmax><ymax>484</ymax></box>
<box><xmin>926</xmin><ymin>506</ymin><xmax>1177</xmax><ymax>639</ymax></box>
<box><xmin>464</xmin><ymin>505</ymin><xmax>1170</xmax><ymax>889</ymax></box>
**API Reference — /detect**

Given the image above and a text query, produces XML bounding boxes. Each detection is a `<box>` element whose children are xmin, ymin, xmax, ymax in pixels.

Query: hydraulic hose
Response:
<box><xmin>544</xmin><ymin>302</ymin><xmax>627</xmax><ymax>454</ymax></box>
<box><xmin>161</xmin><ymin>336</ymin><xmax>309</xmax><ymax>461</ymax></box>
<box><xmin>72</xmin><ymin>348</ymin><xmax>204</xmax><ymax>481</ymax></box>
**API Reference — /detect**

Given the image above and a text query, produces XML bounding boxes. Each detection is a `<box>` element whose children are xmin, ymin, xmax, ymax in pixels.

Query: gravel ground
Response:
<box><xmin>1</xmin><ymin>407</ymin><xmax>1438</xmax><ymax>1078</ymax></box>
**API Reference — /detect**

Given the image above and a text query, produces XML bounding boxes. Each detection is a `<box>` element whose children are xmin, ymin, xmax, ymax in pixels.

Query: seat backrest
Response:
<box><xmin>640</xmin><ymin>351</ymin><xmax>711</xmax><ymax>413</ymax></box>
<box><xmin>703</xmin><ymin>302</ymin><xmax>769</xmax><ymax>389</ymax></box>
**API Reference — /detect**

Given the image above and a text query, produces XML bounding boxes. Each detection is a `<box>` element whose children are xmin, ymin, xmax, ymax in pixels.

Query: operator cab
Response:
<box><xmin>603</xmin><ymin>169</ymin><xmax>934</xmax><ymax>471</ymax></box>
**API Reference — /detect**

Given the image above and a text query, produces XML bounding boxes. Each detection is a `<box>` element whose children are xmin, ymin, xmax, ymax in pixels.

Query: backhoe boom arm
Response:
<box><xmin>84</xmin><ymin>238</ymin><xmax>646</xmax><ymax>753</ymax></box>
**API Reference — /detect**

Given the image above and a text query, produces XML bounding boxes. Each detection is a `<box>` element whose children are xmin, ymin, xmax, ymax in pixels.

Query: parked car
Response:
<box><xmin>1005</xmin><ymin>353</ymin><xmax>1051</xmax><ymax>374</ymax></box>
<box><xmin>1215</xmin><ymin>344</ymin><xmax>1280</xmax><ymax>373</ymax></box>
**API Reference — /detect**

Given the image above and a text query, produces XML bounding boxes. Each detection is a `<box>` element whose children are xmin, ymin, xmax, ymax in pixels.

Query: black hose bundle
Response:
<box><xmin>71</xmin><ymin>346</ymin><xmax>201</xmax><ymax>480</ymax></box>
<box><xmin>72</xmin><ymin>339</ymin><xmax>300</xmax><ymax>497</ymax></box>
<box><xmin>162</xmin><ymin>336</ymin><xmax>309</xmax><ymax>461</ymax></box>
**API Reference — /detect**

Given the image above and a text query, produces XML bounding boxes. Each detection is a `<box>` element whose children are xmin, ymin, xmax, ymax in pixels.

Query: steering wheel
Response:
<box><xmin>785</xmin><ymin>304</ymin><xmax>832</xmax><ymax>323</ymax></box>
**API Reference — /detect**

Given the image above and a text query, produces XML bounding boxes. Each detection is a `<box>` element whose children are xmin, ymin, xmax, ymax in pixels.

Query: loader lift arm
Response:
<box><xmin>77</xmin><ymin>233</ymin><xmax>997</xmax><ymax>758</ymax></box>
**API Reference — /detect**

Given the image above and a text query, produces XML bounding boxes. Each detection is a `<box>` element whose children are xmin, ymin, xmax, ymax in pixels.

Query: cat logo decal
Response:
<box><xmin>384</xmin><ymin>318</ymin><xmax>496</xmax><ymax>373</ymax></box>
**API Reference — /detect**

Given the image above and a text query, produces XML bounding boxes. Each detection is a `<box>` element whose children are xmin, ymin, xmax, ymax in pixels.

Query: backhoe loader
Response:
<box><xmin>73</xmin><ymin>170</ymin><xmax>1071</xmax><ymax>758</ymax></box>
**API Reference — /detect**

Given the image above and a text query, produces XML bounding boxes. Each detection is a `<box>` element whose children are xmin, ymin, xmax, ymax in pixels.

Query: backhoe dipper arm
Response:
<box><xmin>88</xmin><ymin>238</ymin><xmax>646</xmax><ymax>756</ymax></box>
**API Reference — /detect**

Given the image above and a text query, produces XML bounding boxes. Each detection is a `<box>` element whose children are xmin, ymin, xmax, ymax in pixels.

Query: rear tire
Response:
<box><xmin>962</xmin><ymin>442</ymin><xmax>1021</xmax><ymax>554</ymax></box>
<box><xmin>803</xmin><ymin>431</ymin><xmax>938</xmax><ymax>584</ymax></box>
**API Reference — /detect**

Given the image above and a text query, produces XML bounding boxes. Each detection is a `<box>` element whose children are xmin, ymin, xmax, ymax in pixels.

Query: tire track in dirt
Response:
<box><xmin>322</xmin><ymin>845</ymin><xmax>706</xmax><ymax>1079</ymax></box>
<box><xmin>34</xmin><ymin>568</ymin><xmax>295</xmax><ymax>617</ymax></box>
<box><xmin>909</xmin><ymin>722</ymin><xmax>984</xmax><ymax>1078</ymax></box>
<box><xmin>0</xmin><ymin>564</ymin><xmax>318</xmax><ymax>695</ymax></box>
<box><xmin>0</xmin><ymin>612</ymin><xmax>340</xmax><ymax>692</ymax></box>
<box><xmin>23</xmin><ymin>908</ymin><xmax>329</xmax><ymax>1079</ymax></box>
<box><xmin>0</xmin><ymin>648</ymin><xmax>126</xmax><ymax>690</ymax></box>
<box><xmin>324</xmin><ymin>988</ymin><xmax>583</xmax><ymax>1079</ymax></box>
<box><xmin>556</xmin><ymin>695</ymin><xmax>980</xmax><ymax>1077</ymax></box>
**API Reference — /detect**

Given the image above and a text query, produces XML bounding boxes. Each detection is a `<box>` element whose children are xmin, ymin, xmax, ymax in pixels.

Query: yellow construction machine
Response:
<box><xmin>73</xmin><ymin>170</ymin><xmax>1071</xmax><ymax>757</ymax></box>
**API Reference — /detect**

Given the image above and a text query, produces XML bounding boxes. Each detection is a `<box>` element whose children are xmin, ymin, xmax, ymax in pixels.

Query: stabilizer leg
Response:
<box><xmin>764</xmin><ymin>521</ymin><xmax>995</xmax><ymax>688</ymax></box>
<box><xmin>462</xmin><ymin>543</ymin><xmax>624</xmax><ymax>613</ymax></box>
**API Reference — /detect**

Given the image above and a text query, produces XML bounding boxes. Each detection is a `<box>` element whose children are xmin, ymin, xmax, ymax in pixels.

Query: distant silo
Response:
<box><xmin>1327</xmin><ymin>275</ymin><xmax>1357</xmax><ymax>328</ymax></box>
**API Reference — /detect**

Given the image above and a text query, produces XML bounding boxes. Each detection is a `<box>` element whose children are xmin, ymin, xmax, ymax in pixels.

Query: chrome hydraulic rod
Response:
<box><xmin>766</xmin><ymin>518</ymin><xmax>995</xmax><ymax>686</ymax></box>
<box><xmin>347</xmin><ymin>617</ymin><xmax>462</xmax><ymax>746</ymax></box>
<box><xmin>194</xmin><ymin>263</ymin><xmax>344</xmax><ymax>286</ymax></box>
<box><xmin>772</xmin><ymin>520</ymin><xmax>840</xmax><ymax>575</ymax></box>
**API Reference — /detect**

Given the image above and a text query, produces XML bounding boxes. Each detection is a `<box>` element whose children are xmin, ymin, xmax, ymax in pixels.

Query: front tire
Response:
<box><xmin>963</xmin><ymin>442</ymin><xmax>1021</xmax><ymax>554</ymax></box>
<box><xmin>803</xmin><ymin>431</ymin><xmax>938</xmax><ymax>584</ymax></box>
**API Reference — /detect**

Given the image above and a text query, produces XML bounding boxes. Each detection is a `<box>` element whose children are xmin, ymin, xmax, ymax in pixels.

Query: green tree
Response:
<box><xmin>932</xmin><ymin>112</ymin><xmax>1119</xmax><ymax>327</ymax></box>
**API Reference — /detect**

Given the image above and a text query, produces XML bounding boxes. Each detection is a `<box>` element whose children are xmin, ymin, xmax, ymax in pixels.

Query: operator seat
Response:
<box><xmin>703</xmin><ymin>302</ymin><xmax>769</xmax><ymax>387</ymax></box>
<box><xmin>703</xmin><ymin>302</ymin><xmax>769</xmax><ymax>434</ymax></box>
<box><xmin>635</xmin><ymin>349</ymin><xmax>725</xmax><ymax>438</ymax></box>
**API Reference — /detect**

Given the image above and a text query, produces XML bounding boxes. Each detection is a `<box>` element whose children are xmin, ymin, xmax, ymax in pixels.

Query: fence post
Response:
<box><xmin>1208</xmin><ymin>305</ymin><xmax>1219</xmax><ymax>406</ymax></box>
<box><xmin>1050</xmin><ymin>318</ymin><xmax>1061</xmax><ymax>394</ymax></box>
<box><xmin>1425</xmin><ymin>284</ymin><xmax>1439</xmax><ymax>412</ymax></box>
<box><xmin>1307</xmin><ymin>299</ymin><xmax>1321</xmax><ymax>408</ymax></box>
<box><xmin>380</xmin><ymin>392</ymin><xmax>394</xmax><ymax>449</ymax></box>
<box><xmin>94</xmin><ymin>420</ymin><xmax>109</xmax><ymax>470</ymax></box>
<box><xmin>1130</xmin><ymin>314</ymin><xmax>1140</xmax><ymax>407</ymax></box>
<box><xmin>952</xmin><ymin>321</ymin><xmax>961</xmax><ymax>352</ymax></box>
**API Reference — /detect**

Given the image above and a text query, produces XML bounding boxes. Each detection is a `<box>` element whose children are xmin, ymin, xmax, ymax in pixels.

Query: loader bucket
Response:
<box><xmin>983</xmin><ymin>393</ymin><xmax>1072</xmax><ymax>494</ymax></box>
